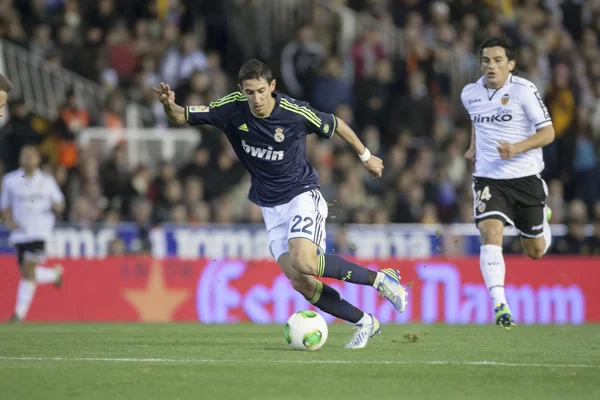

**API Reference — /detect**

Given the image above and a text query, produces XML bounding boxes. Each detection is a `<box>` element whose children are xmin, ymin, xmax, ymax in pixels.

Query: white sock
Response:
<box><xmin>14</xmin><ymin>279</ymin><xmax>36</xmax><ymax>320</ymax></box>
<box><xmin>356</xmin><ymin>313</ymin><xmax>371</xmax><ymax>325</ymax></box>
<box><xmin>36</xmin><ymin>266</ymin><xmax>57</xmax><ymax>284</ymax></box>
<box><xmin>543</xmin><ymin>215</ymin><xmax>552</xmax><ymax>254</ymax></box>
<box><xmin>480</xmin><ymin>245</ymin><xmax>507</xmax><ymax>305</ymax></box>
<box><xmin>373</xmin><ymin>272</ymin><xmax>384</xmax><ymax>288</ymax></box>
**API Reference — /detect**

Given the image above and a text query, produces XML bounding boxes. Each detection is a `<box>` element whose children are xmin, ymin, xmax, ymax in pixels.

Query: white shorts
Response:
<box><xmin>261</xmin><ymin>189</ymin><xmax>328</xmax><ymax>261</ymax></box>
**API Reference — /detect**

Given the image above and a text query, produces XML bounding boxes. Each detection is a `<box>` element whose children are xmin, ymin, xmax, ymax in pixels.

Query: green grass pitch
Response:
<box><xmin>1</xmin><ymin>323</ymin><xmax>599</xmax><ymax>400</ymax></box>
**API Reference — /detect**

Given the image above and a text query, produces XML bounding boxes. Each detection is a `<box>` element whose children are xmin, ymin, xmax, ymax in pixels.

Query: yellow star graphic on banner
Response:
<box><xmin>123</xmin><ymin>260</ymin><xmax>190</xmax><ymax>322</ymax></box>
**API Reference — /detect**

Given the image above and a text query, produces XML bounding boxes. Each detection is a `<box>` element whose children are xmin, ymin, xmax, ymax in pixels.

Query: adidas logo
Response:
<box><xmin>239</xmin><ymin>124</ymin><xmax>248</xmax><ymax>132</ymax></box>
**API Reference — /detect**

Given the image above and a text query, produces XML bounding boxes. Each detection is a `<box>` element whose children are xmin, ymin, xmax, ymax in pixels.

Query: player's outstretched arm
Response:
<box><xmin>498</xmin><ymin>125</ymin><xmax>555</xmax><ymax>160</ymax></box>
<box><xmin>334</xmin><ymin>117</ymin><xmax>383</xmax><ymax>178</ymax></box>
<box><xmin>153</xmin><ymin>83</ymin><xmax>186</xmax><ymax>126</ymax></box>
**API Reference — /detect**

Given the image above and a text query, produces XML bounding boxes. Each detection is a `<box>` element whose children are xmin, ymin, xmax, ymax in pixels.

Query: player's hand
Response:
<box><xmin>153</xmin><ymin>82</ymin><xmax>176</xmax><ymax>107</ymax></box>
<box><xmin>363</xmin><ymin>155</ymin><xmax>384</xmax><ymax>178</ymax></box>
<box><xmin>464</xmin><ymin>147</ymin><xmax>476</xmax><ymax>168</ymax></box>
<box><xmin>498</xmin><ymin>141</ymin><xmax>519</xmax><ymax>160</ymax></box>
<box><xmin>4</xmin><ymin>220</ymin><xmax>19</xmax><ymax>231</ymax></box>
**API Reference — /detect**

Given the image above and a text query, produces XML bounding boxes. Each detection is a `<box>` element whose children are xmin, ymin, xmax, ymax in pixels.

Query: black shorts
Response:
<box><xmin>15</xmin><ymin>241</ymin><xmax>46</xmax><ymax>268</ymax></box>
<box><xmin>472</xmin><ymin>174</ymin><xmax>547</xmax><ymax>238</ymax></box>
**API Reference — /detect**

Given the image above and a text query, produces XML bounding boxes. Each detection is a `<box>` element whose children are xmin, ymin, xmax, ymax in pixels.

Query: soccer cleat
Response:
<box><xmin>545</xmin><ymin>205</ymin><xmax>552</xmax><ymax>222</ymax></box>
<box><xmin>53</xmin><ymin>264</ymin><xmax>64</xmax><ymax>289</ymax></box>
<box><xmin>376</xmin><ymin>268</ymin><xmax>408</xmax><ymax>313</ymax></box>
<box><xmin>345</xmin><ymin>313</ymin><xmax>380</xmax><ymax>349</ymax></box>
<box><xmin>495</xmin><ymin>303</ymin><xmax>516</xmax><ymax>329</ymax></box>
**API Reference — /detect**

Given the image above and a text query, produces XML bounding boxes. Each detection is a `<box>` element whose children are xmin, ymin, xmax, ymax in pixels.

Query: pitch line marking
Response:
<box><xmin>0</xmin><ymin>356</ymin><xmax>597</xmax><ymax>369</ymax></box>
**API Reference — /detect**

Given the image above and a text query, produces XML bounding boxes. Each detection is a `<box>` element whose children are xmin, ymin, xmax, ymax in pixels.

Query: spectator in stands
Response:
<box><xmin>55</xmin><ymin>23</ymin><xmax>78</xmax><ymax>72</ymax></box>
<box><xmin>85</xmin><ymin>0</ymin><xmax>118</xmax><ymax>37</ymax></box>
<box><xmin>169</xmin><ymin>203</ymin><xmax>188</xmax><ymax>224</ymax></box>
<box><xmin>189</xmin><ymin>201</ymin><xmax>211</xmax><ymax>224</ymax></box>
<box><xmin>99</xmin><ymin>143</ymin><xmax>130</xmax><ymax>210</ymax></box>
<box><xmin>552</xmin><ymin>200</ymin><xmax>588</xmax><ymax>254</ymax></box>
<box><xmin>150</xmin><ymin>161</ymin><xmax>177</xmax><ymax>204</ymax></box>
<box><xmin>281</xmin><ymin>24</ymin><xmax>325</xmax><ymax>100</ymax></box>
<box><xmin>130</xmin><ymin>197</ymin><xmax>153</xmax><ymax>254</ymax></box>
<box><xmin>161</xmin><ymin>33</ymin><xmax>208</xmax><ymax>88</ymax></box>
<box><xmin>546</xmin><ymin>179</ymin><xmax>567</xmax><ymax>224</ymax></box>
<box><xmin>389</xmin><ymin>70</ymin><xmax>434</xmax><ymax>139</ymax></box>
<box><xmin>584</xmin><ymin>217</ymin><xmax>600</xmax><ymax>255</ymax></box>
<box><xmin>28</xmin><ymin>23</ymin><xmax>53</xmax><ymax>59</ymax></box>
<box><xmin>354</xmin><ymin>59</ymin><xmax>394</xmax><ymax>133</ymax></box>
<box><xmin>351</xmin><ymin>25</ymin><xmax>386</xmax><ymax>82</ymax></box>
<box><xmin>183</xmin><ymin>177</ymin><xmax>204</xmax><ymax>207</ymax></box>
<box><xmin>311</xmin><ymin>56</ymin><xmax>353</xmax><ymax>114</ymax></box>
<box><xmin>99</xmin><ymin>90</ymin><xmax>126</xmax><ymax>129</ymax></box>
<box><xmin>122</xmin><ymin>164</ymin><xmax>151</xmax><ymax>218</ymax></box>
<box><xmin>105</xmin><ymin>20</ymin><xmax>139</xmax><ymax>84</ymax></box>
<box><xmin>179</xmin><ymin>145</ymin><xmax>211</xmax><ymax>188</ymax></box>
<box><xmin>543</xmin><ymin>63</ymin><xmax>577</xmax><ymax>182</ymax></box>
<box><xmin>107</xmin><ymin>238</ymin><xmax>126</xmax><ymax>256</ymax></box>
<box><xmin>0</xmin><ymin>98</ymin><xmax>47</xmax><ymax>173</ymax></box>
<box><xmin>154</xmin><ymin>178</ymin><xmax>183</xmax><ymax>223</ymax></box>
<box><xmin>55</xmin><ymin>89</ymin><xmax>90</xmax><ymax>172</ymax></box>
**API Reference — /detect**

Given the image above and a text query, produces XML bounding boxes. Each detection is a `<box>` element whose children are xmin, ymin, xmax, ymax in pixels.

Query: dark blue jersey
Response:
<box><xmin>185</xmin><ymin>92</ymin><xmax>337</xmax><ymax>207</ymax></box>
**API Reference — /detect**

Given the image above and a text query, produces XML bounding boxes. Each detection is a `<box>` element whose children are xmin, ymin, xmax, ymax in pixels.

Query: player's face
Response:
<box><xmin>0</xmin><ymin>90</ymin><xmax>7</xmax><ymax>117</ymax></box>
<box><xmin>239</xmin><ymin>78</ymin><xmax>276</xmax><ymax>116</ymax></box>
<box><xmin>481</xmin><ymin>46</ymin><xmax>515</xmax><ymax>89</ymax></box>
<box><xmin>20</xmin><ymin>146</ymin><xmax>40</xmax><ymax>171</ymax></box>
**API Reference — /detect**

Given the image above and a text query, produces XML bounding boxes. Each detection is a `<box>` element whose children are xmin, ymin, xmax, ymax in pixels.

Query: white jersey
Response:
<box><xmin>0</xmin><ymin>168</ymin><xmax>64</xmax><ymax>244</ymax></box>
<box><xmin>461</xmin><ymin>73</ymin><xmax>552</xmax><ymax>179</ymax></box>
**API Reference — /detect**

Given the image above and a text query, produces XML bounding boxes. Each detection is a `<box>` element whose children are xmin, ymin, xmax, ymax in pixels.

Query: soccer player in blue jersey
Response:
<box><xmin>155</xmin><ymin>59</ymin><xmax>407</xmax><ymax>348</ymax></box>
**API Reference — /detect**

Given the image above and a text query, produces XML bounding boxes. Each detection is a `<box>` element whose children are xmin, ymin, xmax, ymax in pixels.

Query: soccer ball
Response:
<box><xmin>284</xmin><ymin>310</ymin><xmax>329</xmax><ymax>351</ymax></box>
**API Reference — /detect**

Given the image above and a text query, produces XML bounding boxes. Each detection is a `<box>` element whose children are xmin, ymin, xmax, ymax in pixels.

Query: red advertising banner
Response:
<box><xmin>0</xmin><ymin>255</ymin><xmax>598</xmax><ymax>324</ymax></box>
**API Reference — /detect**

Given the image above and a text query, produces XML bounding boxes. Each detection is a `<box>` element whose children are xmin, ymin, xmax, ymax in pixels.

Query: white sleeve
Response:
<box><xmin>0</xmin><ymin>176</ymin><xmax>11</xmax><ymax>210</ymax></box>
<box><xmin>48</xmin><ymin>177</ymin><xmax>65</xmax><ymax>205</ymax></box>
<box><xmin>521</xmin><ymin>85</ymin><xmax>552</xmax><ymax>129</ymax></box>
<box><xmin>460</xmin><ymin>84</ymin><xmax>475</xmax><ymax>111</ymax></box>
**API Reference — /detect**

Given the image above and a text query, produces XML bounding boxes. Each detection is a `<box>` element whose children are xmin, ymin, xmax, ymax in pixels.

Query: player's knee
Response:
<box><xmin>22</xmin><ymin>261</ymin><xmax>36</xmax><ymax>280</ymax></box>
<box><xmin>479</xmin><ymin>222</ymin><xmax>504</xmax><ymax>245</ymax></box>
<box><xmin>289</xmin><ymin>250</ymin><xmax>317</xmax><ymax>276</ymax></box>
<box><xmin>526</xmin><ymin>247</ymin><xmax>545</xmax><ymax>260</ymax></box>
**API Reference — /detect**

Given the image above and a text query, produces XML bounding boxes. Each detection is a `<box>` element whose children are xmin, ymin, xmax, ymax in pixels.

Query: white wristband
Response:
<box><xmin>359</xmin><ymin>148</ymin><xmax>371</xmax><ymax>162</ymax></box>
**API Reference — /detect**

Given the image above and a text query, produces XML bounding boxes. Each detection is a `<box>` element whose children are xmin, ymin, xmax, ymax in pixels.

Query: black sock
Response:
<box><xmin>317</xmin><ymin>254</ymin><xmax>377</xmax><ymax>286</ymax></box>
<box><xmin>307</xmin><ymin>281</ymin><xmax>364</xmax><ymax>323</ymax></box>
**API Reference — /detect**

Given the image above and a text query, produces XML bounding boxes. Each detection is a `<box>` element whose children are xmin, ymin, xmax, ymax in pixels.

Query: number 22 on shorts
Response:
<box><xmin>290</xmin><ymin>215</ymin><xmax>314</xmax><ymax>235</ymax></box>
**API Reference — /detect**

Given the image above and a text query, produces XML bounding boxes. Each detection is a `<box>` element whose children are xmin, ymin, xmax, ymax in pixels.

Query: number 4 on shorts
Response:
<box><xmin>476</xmin><ymin>186</ymin><xmax>492</xmax><ymax>203</ymax></box>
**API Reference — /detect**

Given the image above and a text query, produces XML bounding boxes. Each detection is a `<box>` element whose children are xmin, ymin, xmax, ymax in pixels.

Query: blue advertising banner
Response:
<box><xmin>0</xmin><ymin>223</ymin><xmax>568</xmax><ymax>259</ymax></box>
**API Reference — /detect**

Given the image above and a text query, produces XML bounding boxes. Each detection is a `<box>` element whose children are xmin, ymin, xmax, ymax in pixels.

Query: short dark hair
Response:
<box><xmin>238</xmin><ymin>59</ymin><xmax>273</xmax><ymax>86</ymax></box>
<box><xmin>479</xmin><ymin>35</ymin><xmax>516</xmax><ymax>61</ymax></box>
<box><xmin>0</xmin><ymin>73</ymin><xmax>13</xmax><ymax>93</ymax></box>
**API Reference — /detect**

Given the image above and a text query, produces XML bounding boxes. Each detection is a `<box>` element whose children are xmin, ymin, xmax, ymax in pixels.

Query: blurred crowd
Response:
<box><xmin>1</xmin><ymin>0</ymin><xmax>600</xmax><ymax>255</ymax></box>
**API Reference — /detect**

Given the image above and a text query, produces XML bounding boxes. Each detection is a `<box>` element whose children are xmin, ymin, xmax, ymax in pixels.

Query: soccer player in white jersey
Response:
<box><xmin>461</xmin><ymin>36</ymin><xmax>555</xmax><ymax>329</ymax></box>
<box><xmin>1</xmin><ymin>144</ymin><xmax>65</xmax><ymax>323</ymax></box>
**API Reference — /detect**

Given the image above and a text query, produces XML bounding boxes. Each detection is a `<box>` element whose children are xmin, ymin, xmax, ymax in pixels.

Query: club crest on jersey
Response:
<box><xmin>274</xmin><ymin>128</ymin><xmax>285</xmax><ymax>142</ymax></box>
<box><xmin>189</xmin><ymin>105</ymin><xmax>209</xmax><ymax>113</ymax></box>
<box><xmin>477</xmin><ymin>202</ymin><xmax>486</xmax><ymax>213</ymax></box>
<box><xmin>501</xmin><ymin>94</ymin><xmax>510</xmax><ymax>105</ymax></box>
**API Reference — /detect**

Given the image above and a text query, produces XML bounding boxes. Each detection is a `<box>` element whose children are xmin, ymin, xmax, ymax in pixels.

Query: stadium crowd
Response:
<box><xmin>1</xmin><ymin>0</ymin><xmax>600</xmax><ymax>254</ymax></box>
